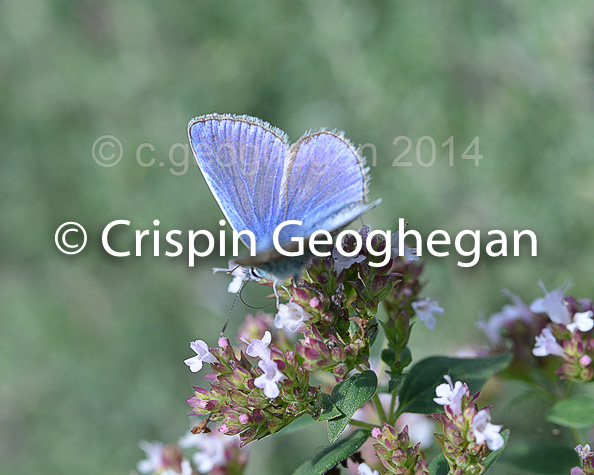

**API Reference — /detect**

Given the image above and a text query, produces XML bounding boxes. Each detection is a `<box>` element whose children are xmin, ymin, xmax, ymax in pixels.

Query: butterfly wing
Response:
<box><xmin>188</xmin><ymin>114</ymin><xmax>288</xmax><ymax>251</ymax></box>
<box><xmin>236</xmin><ymin>130</ymin><xmax>380</xmax><ymax>279</ymax></box>
<box><xmin>277</xmin><ymin>130</ymin><xmax>372</xmax><ymax>241</ymax></box>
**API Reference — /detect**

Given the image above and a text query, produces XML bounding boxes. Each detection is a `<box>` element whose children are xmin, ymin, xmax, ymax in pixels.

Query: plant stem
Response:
<box><xmin>389</xmin><ymin>390</ymin><xmax>398</xmax><ymax>425</ymax></box>
<box><xmin>372</xmin><ymin>393</ymin><xmax>387</xmax><ymax>422</ymax></box>
<box><xmin>570</xmin><ymin>427</ymin><xmax>583</xmax><ymax>447</ymax></box>
<box><xmin>349</xmin><ymin>419</ymin><xmax>379</xmax><ymax>431</ymax></box>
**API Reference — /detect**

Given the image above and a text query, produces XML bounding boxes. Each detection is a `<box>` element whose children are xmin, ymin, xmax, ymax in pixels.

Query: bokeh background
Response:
<box><xmin>2</xmin><ymin>1</ymin><xmax>593</xmax><ymax>473</ymax></box>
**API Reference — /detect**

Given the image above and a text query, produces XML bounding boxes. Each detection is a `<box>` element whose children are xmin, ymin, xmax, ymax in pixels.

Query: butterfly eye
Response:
<box><xmin>249</xmin><ymin>268</ymin><xmax>263</xmax><ymax>279</ymax></box>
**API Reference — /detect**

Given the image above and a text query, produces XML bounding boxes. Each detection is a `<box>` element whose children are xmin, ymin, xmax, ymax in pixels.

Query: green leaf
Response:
<box><xmin>546</xmin><ymin>396</ymin><xmax>594</xmax><ymax>429</ymax></box>
<box><xmin>483</xmin><ymin>429</ymin><xmax>510</xmax><ymax>472</ymax></box>
<box><xmin>428</xmin><ymin>454</ymin><xmax>449</xmax><ymax>475</ymax></box>
<box><xmin>498</xmin><ymin>438</ymin><xmax>577</xmax><ymax>474</ymax></box>
<box><xmin>316</xmin><ymin>393</ymin><xmax>343</xmax><ymax>422</ymax></box>
<box><xmin>327</xmin><ymin>371</ymin><xmax>378</xmax><ymax>442</ymax></box>
<box><xmin>387</xmin><ymin>374</ymin><xmax>405</xmax><ymax>392</ymax></box>
<box><xmin>292</xmin><ymin>429</ymin><xmax>370</xmax><ymax>475</ymax></box>
<box><xmin>381</xmin><ymin>347</ymin><xmax>396</xmax><ymax>367</ymax></box>
<box><xmin>398</xmin><ymin>354</ymin><xmax>512</xmax><ymax>414</ymax></box>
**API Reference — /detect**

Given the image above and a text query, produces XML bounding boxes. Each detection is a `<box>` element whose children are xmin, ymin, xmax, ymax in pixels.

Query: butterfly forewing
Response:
<box><xmin>188</xmin><ymin>114</ymin><xmax>288</xmax><ymax>251</ymax></box>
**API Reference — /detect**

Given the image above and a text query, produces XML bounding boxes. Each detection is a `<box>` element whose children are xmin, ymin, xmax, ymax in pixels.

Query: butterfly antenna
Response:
<box><xmin>220</xmin><ymin>273</ymin><xmax>249</xmax><ymax>336</ymax></box>
<box><xmin>237</xmin><ymin>278</ymin><xmax>270</xmax><ymax>311</ymax></box>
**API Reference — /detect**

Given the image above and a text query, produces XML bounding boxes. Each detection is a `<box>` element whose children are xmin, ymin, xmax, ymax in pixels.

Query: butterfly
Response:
<box><xmin>187</xmin><ymin>113</ymin><xmax>380</xmax><ymax>284</ymax></box>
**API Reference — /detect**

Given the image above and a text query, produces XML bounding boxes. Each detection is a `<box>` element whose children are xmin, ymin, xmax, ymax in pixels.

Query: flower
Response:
<box><xmin>274</xmin><ymin>302</ymin><xmax>312</xmax><ymax>332</ymax></box>
<box><xmin>411</xmin><ymin>298</ymin><xmax>443</xmax><ymax>330</ymax></box>
<box><xmin>179</xmin><ymin>430</ymin><xmax>241</xmax><ymax>474</ymax></box>
<box><xmin>530</xmin><ymin>281</ymin><xmax>571</xmax><ymax>325</ymax></box>
<box><xmin>254</xmin><ymin>358</ymin><xmax>284</xmax><ymax>398</ymax></box>
<box><xmin>372</xmin><ymin>423</ymin><xmax>429</xmax><ymax>474</ymax></box>
<box><xmin>162</xmin><ymin>459</ymin><xmax>193</xmax><ymax>475</ymax></box>
<box><xmin>476</xmin><ymin>291</ymin><xmax>534</xmax><ymax>345</ymax></box>
<box><xmin>332</xmin><ymin>247</ymin><xmax>366</xmax><ymax>274</ymax></box>
<box><xmin>241</xmin><ymin>330</ymin><xmax>272</xmax><ymax>360</ymax></box>
<box><xmin>184</xmin><ymin>340</ymin><xmax>218</xmax><ymax>372</ymax></box>
<box><xmin>213</xmin><ymin>261</ymin><xmax>250</xmax><ymax>293</ymax></box>
<box><xmin>567</xmin><ymin>311</ymin><xmax>594</xmax><ymax>333</ymax></box>
<box><xmin>137</xmin><ymin>441</ymin><xmax>166</xmax><ymax>474</ymax></box>
<box><xmin>391</xmin><ymin>226</ymin><xmax>420</xmax><ymax>262</ymax></box>
<box><xmin>472</xmin><ymin>409</ymin><xmax>504</xmax><ymax>451</ymax></box>
<box><xmin>357</xmin><ymin>463</ymin><xmax>380</xmax><ymax>475</ymax></box>
<box><xmin>532</xmin><ymin>328</ymin><xmax>565</xmax><ymax>357</ymax></box>
<box><xmin>433</xmin><ymin>375</ymin><xmax>467</xmax><ymax>415</ymax></box>
<box><xmin>576</xmin><ymin>444</ymin><xmax>593</xmax><ymax>460</ymax></box>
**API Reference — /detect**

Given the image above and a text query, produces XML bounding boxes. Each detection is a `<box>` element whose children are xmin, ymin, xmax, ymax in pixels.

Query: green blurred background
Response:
<box><xmin>2</xmin><ymin>1</ymin><xmax>593</xmax><ymax>473</ymax></box>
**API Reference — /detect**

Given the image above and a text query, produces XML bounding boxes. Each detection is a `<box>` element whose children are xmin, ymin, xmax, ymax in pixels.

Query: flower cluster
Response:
<box><xmin>138</xmin><ymin>225</ymin><xmax>503</xmax><ymax>474</ymax></box>
<box><xmin>478</xmin><ymin>282</ymin><xmax>594</xmax><ymax>382</ymax></box>
<box><xmin>432</xmin><ymin>376</ymin><xmax>505</xmax><ymax>474</ymax></box>
<box><xmin>185</xmin><ymin>226</ymin><xmax>437</xmax><ymax>447</ymax></box>
<box><xmin>571</xmin><ymin>444</ymin><xmax>594</xmax><ymax>475</ymax></box>
<box><xmin>136</xmin><ymin>429</ymin><xmax>247</xmax><ymax>475</ymax></box>
<box><xmin>371</xmin><ymin>423</ymin><xmax>429</xmax><ymax>474</ymax></box>
<box><xmin>185</xmin><ymin>334</ymin><xmax>318</xmax><ymax>445</ymax></box>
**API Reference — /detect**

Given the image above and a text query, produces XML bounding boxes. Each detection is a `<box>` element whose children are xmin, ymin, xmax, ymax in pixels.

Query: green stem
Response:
<box><xmin>349</xmin><ymin>419</ymin><xmax>379</xmax><ymax>431</ymax></box>
<box><xmin>570</xmin><ymin>427</ymin><xmax>583</xmax><ymax>447</ymax></box>
<box><xmin>372</xmin><ymin>393</ymin><xmax>387</xmax><ymax>423</ymax></box>
<box><xmin>389</xmin><ymin>390</ymin><xmax>398</xmax><ymax>425</ymax></box>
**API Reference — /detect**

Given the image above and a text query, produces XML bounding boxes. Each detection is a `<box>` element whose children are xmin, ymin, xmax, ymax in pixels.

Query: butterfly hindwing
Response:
<box><xmin>188</xmin><ymin>114</ymin><xmax>288</xmax><ymax>251</ymax></box>
<box><xmin>281</xmin><ymin>130</ymin><xmax>369</xmax><ymax>238</ymax></box>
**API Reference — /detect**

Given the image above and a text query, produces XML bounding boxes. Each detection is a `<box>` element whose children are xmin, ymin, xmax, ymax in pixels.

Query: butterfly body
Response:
<box><xmin>188</xmin><ymin>113</ymin><xmax>379</xmax><ymax>283</ymax></box>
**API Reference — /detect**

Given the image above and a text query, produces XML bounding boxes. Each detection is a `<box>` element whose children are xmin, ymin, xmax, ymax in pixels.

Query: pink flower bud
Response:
<box><xmin>580</xmin><ymin>355</ymin><xmax>592</xmax><ymax>366</ymax></box>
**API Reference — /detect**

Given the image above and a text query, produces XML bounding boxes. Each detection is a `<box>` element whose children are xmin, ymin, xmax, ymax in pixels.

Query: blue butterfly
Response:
<box><xmin>187</xmin><ymin>113</ymin><xmax>380</xmax><ymax>284</ymax></box>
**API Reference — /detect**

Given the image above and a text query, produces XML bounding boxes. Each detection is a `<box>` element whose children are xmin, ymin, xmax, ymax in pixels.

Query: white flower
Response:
<box><xmin>472</xmin><ymin>409</ymin><xmax>504</xmax><ymax>451</ymax></box>
<box><xmin>434</xmin><ymin>375</ymin><xmax>466</xmax><ymax>415</ymax></box>
<box><xmin>241</xmin><ymin>330</ymin><xmax>272</xmax><ymax>360</ymax></box>
<box><xmin>274</xmin><ymin>302</ymin><xmax>312</xmax><ymax>332</ymax></box>
<box><xmin>332</xmin><ymin>247</ymin><xmax>366</xmax><ymax>274</ymax></box>
<box><xmin>213</xmin><ymin>261</ymin><xmax>250</xmax><ymax>294</ymax></box>
<box><xmin>532</xmin><ymin>328</ymin><xmax>565</xmax><ymax>357</ymax></box>
<box><xmin>184</xmin><ymin>340</ymin><xmax>217</xmax><ymax>372</ymax></box>
<box><xmin>357</xmin><ymin>463</ymin><xmax>380</xmax><ymax>475</ymax></box>
<box><xmin>254</xmin><ymin>358</ymin><xmax>285</xmax><ymax>398</ymax></box>
<box><xmin>391</xmin><ymin>227</ymin><xmax>419</xmax><ymax>262</ymax></box>
<box><xmin>575</xmin><ymin>444</ymin><xmax>593</xmax><ymax>461</ymax></box>
<box><xmin>567</xmin><ymin>311</ymin><xmax>594</xmax><ymax>333</ymax></box>
<box><xmin>412</xmin><ymin>298</ymin><xmax>444</xmax><ymax>330</ymax></box>
<box><xmin>137</xmin><ymin>440</ymin><xmax>165</xmax><ymax>474</ymax></box>
<box><xmin>476</xmin><ymin>291</ymin><xmax>534</xmax><ymax>345</ymax></box>
<box><xmin>529</xmin><ymin>281</ymin><xmax>571</xmax><ymax>325</ymax></box>
<box><xmin>162</xmin><ymin>459</ymin><xmax>193</xmax><ymax>475</ymax></box>
<box><xmin>179</xmin><ymin>431</ymin><xmax>239</xmax><ymax>473</ymax></box>
<box><xmin>476</xmin><ymin>313</ymin><xmax>509</xmax><ymax>346</ymax></box>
